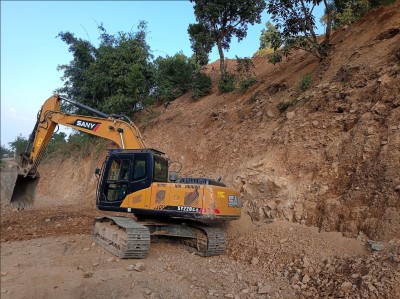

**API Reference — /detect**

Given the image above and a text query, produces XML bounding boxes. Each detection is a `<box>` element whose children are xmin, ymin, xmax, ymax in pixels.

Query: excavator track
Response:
<box><xmin>92</xmin><ymin>216</ymin><xmax>150</xmax><ymax>259</ymax></box>
<box><xmin>181</xmin><ymin>224</ymin><xmax>226</xmax><ymax>257</ymax></box>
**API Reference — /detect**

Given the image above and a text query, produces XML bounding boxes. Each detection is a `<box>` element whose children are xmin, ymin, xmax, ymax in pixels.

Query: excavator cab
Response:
<box><xmin>96</xmin><ymin>148</ymin><xmax>168</xmax><ymax>211</ymax></box>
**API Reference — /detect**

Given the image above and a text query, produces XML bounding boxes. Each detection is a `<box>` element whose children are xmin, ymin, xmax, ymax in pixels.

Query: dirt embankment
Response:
<box><xmin>142</xmin><ymin>2</ymin><xmax>400</xmax><ymax>243</ymax></box>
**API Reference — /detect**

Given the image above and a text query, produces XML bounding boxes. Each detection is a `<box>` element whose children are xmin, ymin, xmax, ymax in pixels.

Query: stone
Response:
<box><xmin>302</xmin><ymin>274</ymin><xmax>310</xmax><ymax>284</ymax></box>
<box><xmin>302</xmin><ymin>257</ymin><xmax>309</xmax><ymax>268</ymax></box>
<box><xmin>251</xmin><ymin>257</ymin><xmax>259</xmax><ymax>266</ymax></box>
<box><xmin>368</xmin><ymin>241</ymin><xmax>384</xmax><ymax>251</ymax></box>
<box><xmin>107</xmin><ymin>257</ymin><xmax>115</xmax><ymax>262</ymax></box>
<box><xmin>258</xmin><ymin>285</ymin><xmax>272</xmax><ymax>294</ymax></box>
<box><xmin>134</xmin><ymin>262</ymin><xmax>145</xmax><ymax>272</ymax></box>
<box><xmin>341</xmin><ymin>281</ymin><xmax>352</xmax><ymax>294</ymax></box>
<box><xmin>144</xmin><ymin>289</ymin><xmax>152</xmax><ymax>295</ymax></box>
<box><xmin>267</xmin><ymin>110</ymin><xmax>275</xmax><ymax>118</ymax></box>
<box><xmin>126</xmin><ymin>265</ymin><xmax>135</xmax><ymax>271</ymax></box>
<box><xmin>286</xmin><ymin>111</ymin><xmax>295</xmax><ymax>120</ymax></box>
<box><xmin>395</xmin><ymin>185</ymin><xmax>400</xmax><ymax>192</ymax></box>
<box><xmin>290</xmin><ymin>274</ymin><xmax>300</xmax><ymax>284</ymax></box>
<box><xmin>312</xmin><ymin>121</ymin><xmax>319</xmax><ymax>128</ymax></box>
<box><xmin>83</xmin><ymin>272</ymin><xmax>93</xmax><ymax>278</ymax></box>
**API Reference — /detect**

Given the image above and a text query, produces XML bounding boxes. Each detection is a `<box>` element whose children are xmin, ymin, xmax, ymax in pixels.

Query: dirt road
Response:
<box><xmin>2</xmin><ymin>201</ymin><xmax>398</xmax><ymax>298</ymax></box>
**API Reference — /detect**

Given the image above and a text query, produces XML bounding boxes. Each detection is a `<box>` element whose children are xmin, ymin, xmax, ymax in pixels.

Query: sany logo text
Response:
<box><xmin>71</xmin><ymin>119</ymin><xmax>101</xmax><ymax>131</ymax></box>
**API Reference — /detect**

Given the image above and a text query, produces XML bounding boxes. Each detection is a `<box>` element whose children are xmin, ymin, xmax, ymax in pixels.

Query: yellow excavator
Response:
<box><xmin>7</xmin><ymin>95</ymin><xmax>241</xmax><ymax>258</ymax></box>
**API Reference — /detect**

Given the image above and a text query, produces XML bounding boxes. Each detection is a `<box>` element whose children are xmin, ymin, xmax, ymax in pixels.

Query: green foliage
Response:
<box><xmin>296</xmin><ymin>73</ymin><xmax>312</xmax><ymax>93</ymax></box>
<box><xmin>45</xmin><ymin>132</ymin><xmax>67</xmax><ymax>156</ymax></box>
<box><xmin>253</xmin><ymin>48</ymin><xmax>274</xmax><ymax>58</ymax></box>
<box><xmin>192</xmin><ymin>72</ymin><xmax>212</xmax><ymax>99</ymax></box>
<box><xmin>64</xmin><ymin>132</ymin><xmax>98</xmax><ymax>158</ymax></box>
<box><xmin>330</xmin><ymin>0</ymin><xmax>370</xmax><ymax>28</ymax></box>
<box><xmin>154</xmin><ymin>53</ymin><xmax>196</xmax><ymax>103</ymax></box>
<box><xmin>187</xmin><ymin>23</ymin><xmax>214</xmax><ymax>66</ymax></box>
<box><xmin>238</xmin><ymin>78</ymin><xmax>257</xmax><ymax>93</ymax></box>
<box><xmin>268</xmin><ymin>51</ymin><xmax>283</xmax><ymax>65</ymax></box>
<box><xmin>266</xmin><ymin>0</ymin><xmax>330</xmax><ymax>59</ymax></box>
<box><xmin>235</xmin><ymin>57</ymin><xmax>255</xmax><ymax>79</ymax></box>
<box><xmin>235</xmin><ymin>56</ymin><xmax>257</xmax><ymax>92</ymax></box>
<box><xmin>277</xmin><ymin>101</ymin><xmax>291</xmax><ymax>112</ymax></box>
<box><xmin>369</xmin><ymin>0</ymin><xmax>395</xmax><ymax>6</ymax></box>
<box><xmin>277</xmin><ymin>97</ymin><xmax>299</xmax><ymax>112</ymax></box>
<box><xmin>8</xmin><ymin>134</ymin><xmax>28</xmax><ymax>155</ymax></box>
<box><xmin>99</xmin><ymin>94</ymin><xmax>136</xmax><ymax>115</ymax></box>
<box><xmin>277</xmin><ymin>73</ymin><xmax>312</xmax><ymax>113</ymax></box>
<box><xmin>218</xmin><ymin>73</ymin><xmax>236</xmax><ymax>93</ymax></box>
<box><xmin>259</xmin><ymin>21</ymin><xmax>282</xmax><ymax>52</ymax></box>
<box><xmin>188</xmin><ymin>0</ymin><xmax>266</xmax><ymax>80</ymax></box>
<box><xmin>56</xmin><ymin>21</ymin><xmax>154</xmax><ymax>115</ymax></box>
<box><xmin>1</xmin><ymin>145</ymin><xmax>13</xmax><ymax>158</ymax></box>
<box><xmin>142</xmin><ymin>111</ymin><xmax>161</xmax><ymax>124</ymax></box>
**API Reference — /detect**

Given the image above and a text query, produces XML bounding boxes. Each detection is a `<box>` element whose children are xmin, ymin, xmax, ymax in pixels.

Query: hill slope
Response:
<box><xmin>140</xmin><ymin>2</ymin><xmax>400</xmax><ymax>242</ymax></box>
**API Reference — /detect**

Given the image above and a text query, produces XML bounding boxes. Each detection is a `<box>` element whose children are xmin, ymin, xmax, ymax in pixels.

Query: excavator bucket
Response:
<box><xmin>1</xmin><ymin>162</ymin><xmax>38</xmax><ymax>208</ymax></box>
<box><xmin>10</xmin><ymin>174</ymin><xmax>39</xmax><ymax>207</ymax></box>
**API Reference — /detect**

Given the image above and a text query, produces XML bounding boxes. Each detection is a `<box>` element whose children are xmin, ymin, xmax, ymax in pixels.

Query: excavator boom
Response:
<box><xmin>7</xmin><ymin>95</ymin><xmax>145</xmax><ymax>207</ymax></box>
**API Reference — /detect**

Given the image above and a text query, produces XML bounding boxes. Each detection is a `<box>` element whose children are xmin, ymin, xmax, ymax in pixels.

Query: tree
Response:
<box><xmin>154</xmin><ymin>53</ymin><xmax>196</xmax><ymax>103</ymax></box>
<box><xmin>188</xmin><ymin>0</ymin><xmax>266</xmax><ymax>83</ymax></box>
<box><xmin>266</xmin><ymin>0</ymin><xmax>333</xmax><ymax>59</ymax></box>
<box><xmin>46</xmin><ymin>132</ymin><xmax>67</xmax><ymax>155</ymax></box>
<box><xmin>1</xmin><ymin>145</ymin><xmax>13</xmax><ymax>158</ymax></box>
<box><xmin>9</xmin><ymin>134</ymin><xmax>28</xmax><ymax>155</ymax></box>
<box><xmin>326</xmin><ymin>0</ymin><xmax>370</xmax><ymax>28</ymax></box>
<box><xmin>57</xmin><ymin>21</ymin><xmax>154</xmax><ymax>115</ymax></box>
<box><xmin>258</xmin><ymin>21</ymin><xmax>286</xmax><ymax>64</ymax></box>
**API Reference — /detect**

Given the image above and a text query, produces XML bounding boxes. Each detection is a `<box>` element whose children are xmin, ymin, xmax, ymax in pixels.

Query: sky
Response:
<box><xmin>1</xmin><ymin>1</ymin><xmax>325</xmax><ymax>148</ymax></box>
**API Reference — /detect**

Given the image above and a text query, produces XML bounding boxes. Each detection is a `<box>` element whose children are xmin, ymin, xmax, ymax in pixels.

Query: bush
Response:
<box><xmin>268</xmin><ymin>51</ymin><xmax>283</xmax><ymax>65</ymax></box>
<box><xmin>218</xmin><ymin>73</ymin><xmax>235</xmax><ymax>93</ymax></box>
<box><xmin>277</xmin><ymin>101</ymin><xmax>291</xmax><ymax>112</ymax></box>
<box><xmin>154</xmin><ymin>52</ymin><xmax>195</xmax><ymax>102</ymax></box>
<box><xmin>296</xmin><ymin>73</ymin><xmax>312</xmax><ymax>93</ymax></box>
<box><xmin>192</xmin><ymin>72</ymin><xmax>212</xmax><ymax>99</ymax></box>
<box><xmin>238</xmin><ymin>77</ymin><xmax>257</xmax><ymax>93</ymax></box>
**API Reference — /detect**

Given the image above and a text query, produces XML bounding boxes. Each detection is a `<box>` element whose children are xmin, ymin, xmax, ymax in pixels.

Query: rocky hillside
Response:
<box><xmin>36</xmin><ymin>1</ymin><xmax>399</xmax><ymax>245</ymax></box>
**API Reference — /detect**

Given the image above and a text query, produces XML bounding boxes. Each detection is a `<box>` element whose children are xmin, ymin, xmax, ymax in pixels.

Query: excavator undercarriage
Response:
<box><xmin>92</xmin><ymin>216</ymin><xmax>226</xmax><ymax>258</ymax></box>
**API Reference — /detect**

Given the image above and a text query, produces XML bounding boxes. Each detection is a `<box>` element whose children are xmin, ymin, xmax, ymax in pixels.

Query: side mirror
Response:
<box><xmin>169</xmin><ymin>172</ymin><xmax>178</xmax><ymax>182</ymax></box>
<box><xmin>94</xmin><ymin>168</ymin><xmax>101</xmax><ymax>179</ymax></box>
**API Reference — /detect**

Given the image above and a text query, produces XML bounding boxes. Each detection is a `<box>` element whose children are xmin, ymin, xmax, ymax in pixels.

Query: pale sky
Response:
<box><xmin>1</xmin><ymin>1</ymin><xmax>325</xmax><ymax>148</ymax></box>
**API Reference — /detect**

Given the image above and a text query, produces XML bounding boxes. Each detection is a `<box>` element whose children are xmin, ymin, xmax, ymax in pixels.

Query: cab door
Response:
<box><xmin>100</xmin><ymin>157</ymin><xmax>132</xmax><ymax>208</ymax></box>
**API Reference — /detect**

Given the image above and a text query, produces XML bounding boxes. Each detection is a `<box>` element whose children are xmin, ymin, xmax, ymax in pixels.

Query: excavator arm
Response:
<box><xmin>10</xmin><ymin>95</ymin><xmax>146</xmax><ymax>207</ymax></box>
<box><xmin>21</xmin><ymin>95</ymin><xmax>146</xmax><ymax>177</ymax></box>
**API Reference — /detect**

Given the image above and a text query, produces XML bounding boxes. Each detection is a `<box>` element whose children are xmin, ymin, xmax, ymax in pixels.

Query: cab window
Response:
<box><xmin>133</xmin><ymin>155</ymin><xmax>147</xmax><ymax>181</ymax></box>
<box><xmin>154</xmin><ymin>156</ymin><xmax>168</xmax><ymax>182</ymax></box>
<box><xmin>107</xmin><ymin>159</ymin><xmax>130</xmax><ymax>181</ymax></box>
